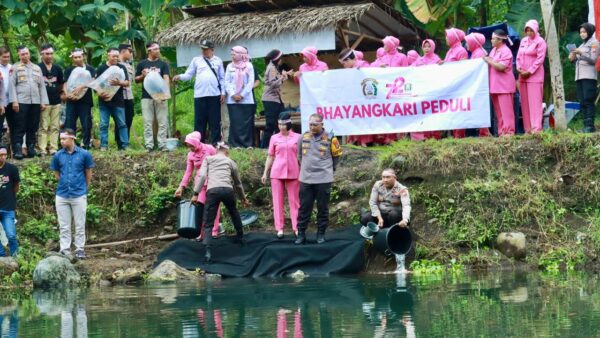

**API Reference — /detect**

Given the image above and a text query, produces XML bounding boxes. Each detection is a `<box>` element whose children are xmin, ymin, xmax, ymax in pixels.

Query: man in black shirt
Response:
<box><xmin>0</xmin><ymin>146</ymin><xmax>20</xmax><ymax>256</ymax></box>
<box><xmin>37</xmin><ymin>43</ymin><xmax>64</xmax><ymax>156</ymax></box>
<box><xmin>96</xmin><ymin>48</ymin><xmax>130</xmax><ymax>151</ymax></box>
<box><xmin>135</xmin><ymin>41</ymin><xmax>170</xmax><ymax>151</ymax></box>
<box><xmin>64</xmin><ymin>48</ymin><xmax>95</xmax><ymax>149</ymax></box>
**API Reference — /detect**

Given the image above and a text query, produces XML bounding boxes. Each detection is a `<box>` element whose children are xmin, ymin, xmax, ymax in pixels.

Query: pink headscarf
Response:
<box><xmin>406</xmin><ymin>50</ymin><xmax>419</xmax><ymax>65</ymax></box>
<box><xmin>354</xmin><ymin>50</ymin><xmax>370</xmax><ymax>68</ymax></box>
<box><xmin>184</xmin><ymin>131</ymin><xmax>211</xmax><ymax>162</ymax></box>
<box><xmin>299</xmin><ymin>46</ymin><xmax>328</xmax><ymax>72</ymax></box>
<box><xmin>465</xmin><ymin>33</ymin><xmax>487</xmax><ymax>57</ymax></box>
<box><xmin>382</xmin><ymin>36</ymin><xmax>400</xmax><ymax>54</ymax></box>
<box><xmin>445</xmin><ymin>28</ymin><xmax>466</xmax><ymax>47</ymax></box>
<box><xmin>414</xmin><ymin>39</ymin><xmax>441</xmax><ymax>66</ymax></box>
<box><xmin>231</xmin><ymin>46</ymin><xmax>250</xmax><ymax>93</ymax></box>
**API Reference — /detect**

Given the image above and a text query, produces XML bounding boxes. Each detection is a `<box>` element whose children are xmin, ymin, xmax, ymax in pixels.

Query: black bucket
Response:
<box><xmin>372</xmin><ymin>224</ymin><xmax>412</xmax><ymax>255</ymax></box>
<box><xmin>176</xmin><ymin>200</ymin><xmax>199</xmax><ymax>239</ymax></box>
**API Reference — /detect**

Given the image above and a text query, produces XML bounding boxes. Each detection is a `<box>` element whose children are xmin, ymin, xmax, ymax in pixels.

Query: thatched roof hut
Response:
<box><xmin>157</xmin><ymin>0</ymin><xmax>422</xmax><ymax>66</ymax></box>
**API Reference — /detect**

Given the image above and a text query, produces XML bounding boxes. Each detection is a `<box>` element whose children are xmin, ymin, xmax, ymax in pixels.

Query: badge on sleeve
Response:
<box><xmin>330</xmin><ymin>136</ymin><xmax>342</xmax><ymax>157</ymax></box>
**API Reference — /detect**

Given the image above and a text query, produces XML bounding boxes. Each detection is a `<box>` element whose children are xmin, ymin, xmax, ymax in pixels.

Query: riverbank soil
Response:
<box><xmin>5</xmin><ymin>132</ymin><xmax>600</xmax><ymax>286</ymax></box>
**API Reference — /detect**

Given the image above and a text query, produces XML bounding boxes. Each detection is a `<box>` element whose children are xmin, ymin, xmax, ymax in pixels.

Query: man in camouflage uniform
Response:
<box><xmin>295</xmin><ymin>113</ymin><xmax>343</xmax><ymax>245</ymax></box>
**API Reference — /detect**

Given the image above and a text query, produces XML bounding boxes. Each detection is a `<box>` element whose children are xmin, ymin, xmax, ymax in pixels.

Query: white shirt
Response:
<box><xmin>0</xmin><ymin>63</ymin><xmax>11</xmax><ymax>105</ymax></box>
<box><xmin>224</xmin><ymin>62</ymin><xmax>255</xmax><ymax>105</ymax></box>
<box><xmin>178</xmin><ymin>55</ymin><xmax>225</xmax><ymax>98</ymax></box>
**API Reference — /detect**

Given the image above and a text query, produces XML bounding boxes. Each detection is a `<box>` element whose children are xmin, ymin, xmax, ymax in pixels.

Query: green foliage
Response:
<box><xmin>18</xmin><ymin>215</ymin><xmax>59</xmax><ymax>244</ymax></box>
<box><xmin>144</xmin><ymin>185</ymin><xmax>176</xmax><ymax>221</ymax></box>
<box><xmin>538</xmin><ymin>247</ymin><xmax>586</xmax><ymax>273</ymax></box>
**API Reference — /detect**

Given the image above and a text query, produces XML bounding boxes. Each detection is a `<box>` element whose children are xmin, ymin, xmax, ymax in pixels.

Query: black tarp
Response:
<box><xmin>155</xmin><ymin>225</ymin><xmax>366</xmax><ymax>278</ymax></box>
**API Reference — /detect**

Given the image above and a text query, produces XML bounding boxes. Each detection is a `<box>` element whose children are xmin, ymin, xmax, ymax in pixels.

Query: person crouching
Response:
<box><xmin>361</xmin><ymin>169</ymin><xmax>411</xmax><ymax>229</ymax></box>
<box><xmin>192</xmin><ymin>142</ymin><xmax>249</xmax><ymax>262</ymax></box>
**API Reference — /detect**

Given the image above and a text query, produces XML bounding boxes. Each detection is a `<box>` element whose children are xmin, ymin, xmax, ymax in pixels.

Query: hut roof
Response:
<box><xmin>157</xmin><ymin>1</ymin><xmax>419</xmax><ymax>47</ymax></box>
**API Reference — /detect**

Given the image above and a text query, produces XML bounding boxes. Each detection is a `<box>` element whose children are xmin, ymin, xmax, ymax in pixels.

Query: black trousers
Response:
<box><xmin>360</xmin><ymin>209</ymin><xmax>402</xmax><ymax>228</ymax></box>
<box><xmin>577</xmin><ymin>79</ymin><xmax>598</xmax><ymax>131</ymax></box>
<box><xmin>65</xmin><ymin>101</ymin><xmax>92</xmax><ymax>148</ymax></box>
<box><xmin>194</xmin><ymin>96</ymin><xmax>222</xmax><ymax>144</ymax></box>
<box><xmin>261</xmin><ymin>101</ymin><xmax>284</xmax><ymax>148</ymax></box>
<box><xmin>202</xmin><ymin>187</ymin><xmax>243</xmax><ymax>248</ymax></box>
<box><xmin>297</xmin><ymin>182</ymin><xmax>332</xmax><ymax>234</ymax></box>
<box><xmin>12</xmin><ymin>103</ymin><xmax>40</xmax><ymax>148</ymax></box>
<box><xmin>116</xmin><ymin>99</ymin><xmax>134</xmax><ymax>148</ymax></box>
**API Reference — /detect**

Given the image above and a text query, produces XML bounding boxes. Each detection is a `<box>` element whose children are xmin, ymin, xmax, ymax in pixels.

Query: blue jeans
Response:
<box><xmin>0</xmin><ymin>209</ymin><xmax>18</xmax><ymax>256</ymax></box>
<box><xmin>99</xmin><ymin>105</ymin><xmax>128</xmax><ymax>148</ymax></box>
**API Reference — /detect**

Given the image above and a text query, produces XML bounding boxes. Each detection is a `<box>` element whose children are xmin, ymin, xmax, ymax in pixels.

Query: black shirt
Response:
<box><xmin>135</xmin><ymin>59</ymin><xmax>170</xmax><ymax>99</ymax></box>
<box><xmin>64</xmin><ymin>65</ymin><xmax>96</xmax><ymax>106</ymax></box>
<box><xmin>38</xmin><ymin>63</ymin><xmax>64</xmax><ymax>105</ymax></box>
<box><xmin>0</xmin><ymin>162</ymin><xmax>20</xmax><ymax>211</ymax></box>
<box><xmin>96</xmin><ymin>63</ymin><xmax>129</xmax><ymax>107</ymax></box>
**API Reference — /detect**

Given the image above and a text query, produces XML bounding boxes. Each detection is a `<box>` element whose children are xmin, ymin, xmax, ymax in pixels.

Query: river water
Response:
<box><xmin>2</xmin><ymin>272</ymin><xmax>600</xmax><ymax>337</ymax></box>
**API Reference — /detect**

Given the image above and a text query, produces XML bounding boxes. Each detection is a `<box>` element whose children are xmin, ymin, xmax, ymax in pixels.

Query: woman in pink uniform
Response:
<box><xmin>174</xmin><ymin>131</ymin><xmax>221</xmax><ymax>238</ymax></box>
<box><xmin>465</xmin><ymin>32</ymin><xmax>493</xmax><ymax>137</ymax></box>
<box><xmin>354</xmin><ymin>50</ymin><xmax>371</xmax><ymax>68</ymax></box>
<box><xmin>443</xmin><ymin>28</ymin><xmax>469</xmax><ymax>139</ymax></box>
<box><xmin>379</xmin><ymin>36</ymin><xmax>408</xmax><ymax>67</ymax></box>
<box><xmin>484</xmin><ymin>29</ymin><xmax>516</xmax><ymax>136</ymax></box>
<box><xmin>294</xmin><ymin>46</ymin><xmax>328</xmax><ymax>84</ymax></box>
<box><xmin>339</xmin><ymin>49</ymin><xmax>375</xmax><ymax>147</ymax></box>
<box><xmin>412</xmin><ymin>39</ymin><xmax>442</xmax><ymax>141</ymax></box>
<box><xmin>261</xmin><ymin>112</ymin><xmax>301</xmax><ymax>239</ymax></box>
<box><xmin>406</xmin><ymin>50</ymin><xmax>420</xmax><ymax>66</ymax></box>
<box><xmin>370</xmin><ymin>48</ymin><xmax>386</xmax><ymax>67</ymax></box>
<box><xmin>516</xmin><ymin>19</ymin><xmax>547</xmax><ymax>133</ymax></box>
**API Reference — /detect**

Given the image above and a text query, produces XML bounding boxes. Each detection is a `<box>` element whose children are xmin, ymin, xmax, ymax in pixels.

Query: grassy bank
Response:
<box><xmin>3</xmin><ymin>131</ymin><xmax>600</xmax><ymax>287</ymax></box>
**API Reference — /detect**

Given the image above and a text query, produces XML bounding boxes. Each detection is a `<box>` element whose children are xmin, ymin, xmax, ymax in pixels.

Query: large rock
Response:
<box><xmin>33</xmin><ymin>256</ymin><xmax>81</xmax><ymax>289</ymax></box>
<box><xmin>0</xmin><ymin>257</ymin><xmax>18</xmax><ymax>277</ymax></box>
<box><xmin>496</xmin><ymin>232</ymin><xmax>527</xmax><ymax>260</ymax></box>
<box><xmin>112</xmin><ymin>267</ymin><xmax>144</xmax><ymax>284</ymax></box>
<box><xmin>147</xmin><ymin>260</ymin><xmax>200</xmax><ymax>283</ymax></box>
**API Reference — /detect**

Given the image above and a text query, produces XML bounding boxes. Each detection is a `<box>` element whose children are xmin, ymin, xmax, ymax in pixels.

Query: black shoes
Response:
<box><xmin>13</xmin><ymin>144</ymin><xmax>23</xmax><ymax>160</ymax></box>
<box><xmin>294</xmin><ymin>232</ymin><xmax>306</xmax><ymax>245</ymax></box>
<box><xmin>317</xmin><ymin>233</ymin><xmax>326</xmax><ymax>244</ymax></box>
<box><xmin>27</xmin><ymin>144</ymin><xmax>36</xmax><ymax>158</ymax></box>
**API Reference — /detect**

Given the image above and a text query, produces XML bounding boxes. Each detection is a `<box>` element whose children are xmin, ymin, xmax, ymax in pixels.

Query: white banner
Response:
<box><xmin>300</xmin><ymin>59</ymin><xmax>491</xmax><ymax>135</ymax></box>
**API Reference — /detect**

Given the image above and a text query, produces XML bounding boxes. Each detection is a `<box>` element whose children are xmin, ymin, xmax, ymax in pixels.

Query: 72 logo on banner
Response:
<box><xmin>385</xmin><ymin>76</ymin><xmax>414</xmax><ymax>99</ymax></box>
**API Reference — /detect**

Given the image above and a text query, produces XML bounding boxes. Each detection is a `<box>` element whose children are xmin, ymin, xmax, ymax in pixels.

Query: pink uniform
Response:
<box><xmin>179</xmin><ymin>132</ymin><xmax>221</xmax><ymax>235</ymax></box>
<box><xmin>295</xmin><ymin>47</ymin><xmax>329</xmax><ymax>85</ymax></box>
<box><xmin>444</xmin><ymin>28</ymin><xmax>469</xmax><ymax>138</ymax></box>
<box><xmin>354</xmin><ymin>50</ymin><xmax>371</xmax><ymax>68</ymax></box>
<box><xmin>489</xmin><ymin>44</ymin><xmax>516</xmax><ymax>136</ymax></box>
<box><xmin>412</xmin><ymin>39</ymin><xmax>442</xmax><ymax>141</ymax></box>
<box><xmin>370</xmin><ymin>48</ymin><xmax>386</xmax><ymax>67</ymax></box>
<box><xmin>268</xmin><ymin>131</ymin><xmax>301</xmax><ymax>232</ymax></box>
<box><xmin>465</xmin><ymin>33</ymin><xmax>492</xmax><ymax>137</ymax></box>
<box><xmin>379</xmin><ymin>36</ymin><xmax>408</xmax><ymax>67</ymax></box>
<box><xmin>277</xmin><ymin>309</ymin><xmax>303</xmax><ymax>338</ymax></box>
<box><xmin>406</xmin><ymin>50</ymin><xmax>420</xmax><ymax>66</ymax></box>
<box><xmin>516</xmin><ymin>19</ymin><xmax>547</xmax><ymax>133</ymax></box>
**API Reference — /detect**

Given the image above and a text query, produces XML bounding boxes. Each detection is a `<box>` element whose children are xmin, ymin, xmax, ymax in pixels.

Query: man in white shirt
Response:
<box><xmin>0</xmin><ymin>47</ymin><xmax>11</xmax><ymax>147</ymax></box>
<box><xmin>173</xmin><ymin>40</ymin><xmax>225</xmax><ymax>144</ymax></box>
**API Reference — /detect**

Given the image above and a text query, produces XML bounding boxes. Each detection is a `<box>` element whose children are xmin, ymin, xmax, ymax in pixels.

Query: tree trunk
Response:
<box><xmin>540</xmin><ymin>0</ymin><xmax>567</xmax><ymax>130</ymax></box>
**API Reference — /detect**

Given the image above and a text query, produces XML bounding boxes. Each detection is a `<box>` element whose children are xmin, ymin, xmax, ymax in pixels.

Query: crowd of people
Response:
<box><xmin>0</xmin><ymin>20</ymin><xmax>598</xmax><ymax>262</ymax></box>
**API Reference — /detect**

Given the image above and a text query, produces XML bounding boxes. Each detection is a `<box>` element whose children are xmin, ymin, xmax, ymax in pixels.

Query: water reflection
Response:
<box><xmin>4</xmin><ymin>272</ymin><xmax>600</xmax><ymax>337</ymax></box>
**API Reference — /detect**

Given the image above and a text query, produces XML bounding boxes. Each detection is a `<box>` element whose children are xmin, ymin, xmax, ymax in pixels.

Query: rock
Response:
<box><xmin>336</xmin><ymin>201</ymin><xmax>351</xmax><ymax>210</ymax></box>
<box><xmin>100</xmin><ymin>248</ymin><xmax>110</xmax><ymax>253</ymax></box>
<box><xmin>163</xmin><ymin>226</ymin><xmax>174</xmax><ymax>231</ymax></box>
<box><xmin>147</xmin><ymin>260</ymin><xmax>199</xmax><ymax>283</ymax></box>
<box><xmin>33</xmin><ymin>256</ymin><xmax>81</xmax><ymax>289</ymax></box>
<box><xmin>205</xmin><ymin>273</ymin><xmax>221</xmax><ymax>281</ymax></box>
<box><xmin>427</xmin><ymin>218</ymin><xmax>438</xmax><ymax>225</ymax></box>
<box><xmin>499</xmin><ymin>286</ymin><xmax>528</xmax><ymax>303</ymax></box>
<box><xmin>289</xmin><ymin>270</ymin><xmax>306</xmax><ymax>280</ymax></box>
<box><xmin>0</xmin><ymin>257</ymin><xmax>19</xmax><ymax>277</ymax></box>
<box><xmin>112</xmin><ymin>267</ymin><xmax>144</xmax><ymax>284</ymax></box>
<box><xmin>392</xmin><ymin>155</ymin><xmax>406</xmax><ymax>167</ymax></box>
<box><xmin>496</xmin><ymin>232</ymin><xmax>527</xmax><ymax>260</ymax></box>
<box><xmin>99</xmin><ymin>279</ymin><xmax>112</xmax><ymax>287</ymax></box>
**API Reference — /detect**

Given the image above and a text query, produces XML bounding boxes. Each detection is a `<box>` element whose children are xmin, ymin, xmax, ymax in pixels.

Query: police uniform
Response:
<box><xmin>295</xmin><ymin>130</ymin><xmax>342</xmax><ymax>243</ymax></box>
<box><xmin>9</xmin><ymin>62</ymin><xmax>49</xmax><ymax>156</ymax></box>
<box><xmin>361</xmin><ymin>180</ymin><xmax>411</xmax><ymax>228</ymax></box>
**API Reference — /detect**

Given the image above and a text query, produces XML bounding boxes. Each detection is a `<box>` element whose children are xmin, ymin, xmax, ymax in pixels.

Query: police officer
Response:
<box><xmin>361</xmin><ymin>168</ymin><xmax>411</xmax><ymax>229</ymax></box>
<box><xmin>9</xmin><ymin>46</ymin><xmax>49</xmax><ymax>159</ymax></box>
<box><xmin>295</xmin><ymin>113</ymin><xmax>343</xmax><ymax>245</ymax></box>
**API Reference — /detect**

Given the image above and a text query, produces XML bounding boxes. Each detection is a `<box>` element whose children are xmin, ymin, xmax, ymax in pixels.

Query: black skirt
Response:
<box><xmin>227</xmin><ymin>104</ymin><xmax>255</xmax><ymax>148</ymax></box>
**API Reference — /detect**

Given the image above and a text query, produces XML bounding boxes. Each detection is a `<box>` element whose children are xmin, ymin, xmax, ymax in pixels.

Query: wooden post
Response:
<box><xmin>540</xmin><ymin>0</ymin><xmax>567</xmax><ymax>130</ymax></box>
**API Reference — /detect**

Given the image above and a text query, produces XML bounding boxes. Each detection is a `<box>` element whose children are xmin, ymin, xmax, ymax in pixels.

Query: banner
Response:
<box><xmin>300</xmin><ymin>59</ymin><xmax>491</xmax><ymax>135</ymax></box>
